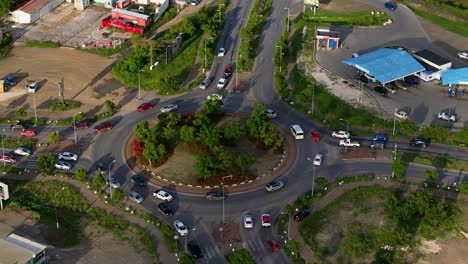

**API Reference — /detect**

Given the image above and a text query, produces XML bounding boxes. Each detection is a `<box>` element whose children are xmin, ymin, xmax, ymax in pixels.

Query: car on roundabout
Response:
<box><xmin>129</xmin><ymin>191</ymin><xmax>144</xmax><ymax>203</ymax></box>
<box><xmin>265</xmin><ymin>181</ymin><xmax>284</xmax><ymax>192</ymax></box>
<box><xmin>243</xmin><ymin>215</ymin><xmax>253</xmax><ymax>228</ymax></box>
<box><xmin>268</xmin><ymin>239</ymin><xmax>281</xmax><ymax>252</ymax></box>
<box><xmin>160</xmin><ymin>104</ymin><xmax>178</xmax><ymax>113</ymax></box>
<box><xmin>261</xmin><ymin>214</ymin><xmax>271</xmax><ymax>227</ymax></box>
<box><xmin>331</xmin><ymin>130</ymin><xmax>350</xmax><ymax>139</ymax></box>
<box><xmin>311</xmin><ymin>131</ymin><xmax>321</xmax><ymax>141</ymax></box>
<box><xmin>313</xmin><ymin>154</ymin><xmax>323</xmax><ymax>166</ymax></box>
<box><xmin>384</xmin><ymin>1</ymin><xmax>397</xmax><ymax>10</ymax></box>
<box><xmin>187</xmin><ymin>241</ymin><xmax>203</xmax><ymax>258</ymax></box>
<box><xmin>206</xmin><ymin>190</ymin><xmax>226</xmax><ymax>200</ymax></box>
<box><xmin>158</xmin><ymin>202</ymin><xmax>173</xmax><ymax>216</ymax></box>
<box><xmin>131</xmin><ymin>175</ymin><xmax>147</xmax><ymax>187</ymax></box>
<box><xmin>137</xmin><ymin>102</ymin><xmax>153</xmax><ymax>112</ymax></box>
<box><xmin>74</xmin><ymin>121</ymin><xmax>90</xmax><ymax>129</ymax></box>
<box><xmin>154</xmin><ymin>189</ymin><xmax>173</xmax><ymax>202</ymax></box>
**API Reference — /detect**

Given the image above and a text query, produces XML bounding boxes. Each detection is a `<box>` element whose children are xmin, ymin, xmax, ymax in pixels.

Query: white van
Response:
<box><xmin>290</xmin><ymin>125</ymin><xmax>304</xmax><ymax>140</ymax></box>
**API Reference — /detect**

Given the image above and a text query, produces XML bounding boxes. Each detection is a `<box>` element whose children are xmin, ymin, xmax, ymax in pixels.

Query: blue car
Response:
<box><xmin>373</xmin><ymin>134</ymin><xmax>388</xmax><ymax>142</ymax></box>
<box><xmin>131</xmin><ymin>175</ymin><xmax>147</xmax><ymax>187</ymax></box>
<box><xmin>4</xmin><ymin>76</ymin><xmax>16</xmax><ymax>86</ymax></box>
<box><xmin>384</xmin><ymin>1</ymin><xmax>397</xmax><ymax>11</ymax></box>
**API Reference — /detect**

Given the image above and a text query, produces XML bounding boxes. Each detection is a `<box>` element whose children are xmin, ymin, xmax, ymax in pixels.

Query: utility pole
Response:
<box><xmin>393</xmin><ymin>108</ymin><xmax>397</xmax><ymax>136</ymax></box>
<box><xmin>276</xmin><ymin>45</ymin><xmax>283</xmax><ymax>73</ymax></box>
<box><xmin>54</xmin><ymin>187</ymin><xmax>66</xmax><ymax>229</ymax></box>
<box><xmin>284</xmin><ymin>8</ymin><xmax>290</xmax><ymax>32</ymax></box>
<box><xmin>33</xmin><ymin>92</ymin><xmax>37</xmax><ymax>123</ymax></box>
<box><xmin>108</xmin><ymin>160</ymin><xmax>116</xmax><ymax>199</ymax></box>
<box><xmin>311</xmin><ymin>84</ymin><xmax>315</xmax><ymax>117</ymax></box>
<box><xmin>137</xmin><ymin>70</ymin><xmax>143</xmax><ymax>101</ymax></box>
<box><xmin>73</xmin><ymin>113</ymin><xmax>77</xmax><ymax>144</ymax></box>
<box><xmin>1</xmin><ymin>130</ymin><xmax>5</xmax><ymax>166</ymax></box>
<box><xmin>59</xmin><ymin>76</ymin><xmax>64</xmax><ymax>103</ymax></box>
<box><xmin>306</xmin><ymin>157</ymin><xmax>318</xmax><ymax>199</ymax></box>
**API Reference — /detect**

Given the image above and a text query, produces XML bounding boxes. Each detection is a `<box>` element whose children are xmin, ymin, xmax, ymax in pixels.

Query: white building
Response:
<box><xmin>413</xmin><ymin>49</ymin><xmax>452</xmax><ymax>82</ymax></box>
<box><xmin>0</xmin><ymin>234</ymin><xmax>47</xmax><ymax>264</ymax></box>
<box><xmin>9</xmin><ymin>0</ymin><xmax>64</xmax><ymax>24</ymax></box>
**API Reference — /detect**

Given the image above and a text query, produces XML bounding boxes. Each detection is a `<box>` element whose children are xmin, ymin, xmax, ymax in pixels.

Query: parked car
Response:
<box><xmin>190</xmin><ymin>0</ymin><xmax>201</xmax><ymax>5</ymax></box>
<box><xmin>58</xmin><ymin>152</ymin><xmax>78</xmax><ymax>161</ymax></box>
<box><xmin>294</xmin><ymin>209</ymin><xmax>310</xmax><ymax>221</ymax></box>
<box><xmin>158</xmin><ymin>202</ymin><xmax>173</xmax><ymax>216</ymax></box>
<box><xmin>372</xmin><ymin>134</ymin><xmax>388</xmax><ymax>142</ymax></box>
<box><xmin>28</xmin><ymin>82</ymin><xmax>38</xmax><ymax>93</ymax></box>
<box><xmin>187</xmin><ymin>241</ymin><xmax>203</xmax><ymax>258</ymax></box>
<box><xmin>154</xmin><ymin>189</ymin><xmax>173</xmax><ymax>202</ymax></box>
<box><xmin>74</xmin><ymin>121</ymin><xmax>90</xmax><ymax>129</ymax></box>
<box><xmin>95</xmin><ymin>122</ymin><xmax>112</xmax><ymax>132</ymax></box>
<box><xmin>131</xmin><ymin>175</ymin><xmax>147</xmax><ymax>187</ymax></box>
<box><xmin>261</xmin><ymin>214</ymin><xmax>271</xmax><ymax>227</ymax></box>
<box><xmin>106</xmin><ymin>176</ymin><xmax>121</xmax><ymax>188</ymax></box>
<box><xmin>370</xmin><ymin>140</ymin><xmax>385</xmax><ymax>150</ymax></box>
<box><xmin>207</xmin><ymin>93</ymin><xmax>223</xmax><ymax>100</ymax></box>
<box><xmin>173</xmin><ymin>220</ymin><xmax>189</xmax><ymax>236</ymax></box>
<box><xmin>96</xmin><ymin>162</ymin><xmax>108</xmax><ymax>174</ymax></box>
<box><xmin>457</xmin><ymin>52</ymin><xmax>468</xmax><ymax>60</ymax></box>
<box><xmin>10</xmin><ymin>123</ymin><xmax>26</xmax><ymax>131</ymax></box>
<box><xmin>137</xmin><ymin>102</ymin><xmax>153</xmax><ymax>112</ymax></box>
<box><xmin>384</xmin><ymin>1</ymin><xmax>397</xmax><ymax>10</ymax></box>
<box><xmin>20</xmin><ymin>129</ymin><xmax>36</xmax><ymax>137</ymax></box>
<box><xmin>160</xmin><ymin>104</ymin><xmax>178</xmax><ymax>113</ymax></box>
<box><xmin>410</xmin><ymin>137</ymin><xmax>427</xmax><ymax>147</ymax></box>
<box><xmin>218</xmin><ymin>48</ymin><xmax>225</xmax><ymax>57</ymax></box>
<box><xmin>199</xmin><ymin>78</ymin><xmax>211</xmax><ymax>89</ymax></box>
<box><xmin>331</xmin><ymin>130</ymin><xmax>350</xmax><ymax>139</ymax></box>
<box><xmin>55</xmin><ymin>160</ymin><xmax>72</xmax><ymax>170</ymax></box>
<box><xmin>394</xmin><ymin>110</ymin><xmax>408</xmax><ymax>119</ymax></box>
<box><xmin>0</xmin><ymin>155</ymin><xmax>17</xmax><ymax>164</ymax></box>
<box><xmin>129</xmin><ymin>191</ymin><xmax>144</xmax><ymax>203</ymax></box>
<box><xmin>313</xmin><ymin>154</ymin><xmax>323</xmax><ymax>166</ymax></box>
<box><xmin>385</xmin><ymin>85</ymin><xmax>397</xmax><ymax>94</ymax></box>
<box><xmin>268</xmin><ymin>240</ymin><xmax>281</xmax><ymax>252</ymax></box>
<box><xmin>206</xmin><ymin>190</ymin><xmax>226</xmax><ymax>200</ymax></box>
<box><xmin>224</xmin><ymin>65</ymin><xmax>233</xmax><ymax>77</ymax></box>
<box><xmin>373</xmin><ymin>86</ymin><xmax>388</xmax><ymax>96</ymax></box>
<box><xmin>217</xmin><ymin>77</ymin><xmax>228</xmax><ymax>89</ymax></box>
<box><xmin>4</xmin><ymin>76</ymin><xmax>16</xmax><ymax>86</ymax></box>
<box><xmin>339</xmin><ymin>139</ymin><xmax>360</xmax><ymax>147</ymax></box>
<box><xmin>265</xmin><ymin>109</ymin><xmax>277</xmax><ymax>119</ymax></box>
<box><xmin>310</xmin><ymin>131</ymin><xmax>321</xmax><ymax>142</ymax></box>
<box><xmin>243</xmin><ymin>215</ymin><xmax>253</xmax><ymax>228</ymax></box>
<box><xmin>437</xmin><ymin>112</ymin><xmax>456</xmax><ymax>122</ymax></box>
<box><xmin>355</xmin><ymin>74</ymin><xmax>371</xmax><ymax>84</ymax></box>
<box><xmin>265</xmin><ymin>181</ymin><xmax>284</xmax><ymax>192</ymax></box>
<box><xmin>404</xmin><ymin>76</ymin><xmax>419</xmax><ymax>87</ymax></box>
<box><xmin>13</xmin><ymin>147</ymin><xmax>31</xmax><ymax>157</ymax></box>
<box><xmin>392</xmin><ymin>80</ymin><xmax>407</xmax><ymax>91</ymax></box>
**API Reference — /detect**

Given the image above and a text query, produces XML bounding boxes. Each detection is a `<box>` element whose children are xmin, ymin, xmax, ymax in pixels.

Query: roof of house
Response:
<box><xmin>316</xmin><ymin>30</ymin><xmax>340</xmax><ymax>38</ymax></box>
<box><xmin>414</xmin><ymin>49</ymin><xmax>451</xmax><ymax>66</ymax></box>
<box><xmin>112</xmin><ymin>8</ymin><xmax>149</xmax><ymax>20</ymax></box>
<box><xmin>342</xmin><ymin>48</ymin><xmax>425</xmax><ymax>84</ymax></box>
<box><xmin>0</xmin><ymin>234</ymin><xmax>47</xmax><ymax>264</ymax></box>
<box><xmin>442</xmin><ymin>68</ymin><xmax>468</xmax><ymax>85</ymax></box>
<box><xmin>18</xmin><ymin>0</ymin><xmax>51</xmax><ymax>14</ymax></box>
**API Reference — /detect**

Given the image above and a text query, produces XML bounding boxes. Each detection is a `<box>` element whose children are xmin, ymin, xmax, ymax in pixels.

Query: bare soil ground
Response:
<box><xmin>0</xmin><ymin>47</ymin><xmax>133</xmax><ymax>120</ymax></box>
<box><xmin>210</xmin><ymin>221</ymin><xmax>241</xmax><ymax>246</ymax></box>
<box><xmin>319</xmin><ymin>0</ymin><xmax>376</xmax><ymax>12</ymax></box>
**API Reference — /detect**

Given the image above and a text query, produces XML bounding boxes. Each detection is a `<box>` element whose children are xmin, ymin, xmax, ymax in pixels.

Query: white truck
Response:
<box><xmin>339</xmin><ymin>139</ymin><xmax>360</xmax><ymax>147</ymax></box>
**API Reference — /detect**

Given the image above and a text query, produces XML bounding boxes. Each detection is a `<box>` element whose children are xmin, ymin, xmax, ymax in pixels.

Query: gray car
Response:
<box><xmin>199</xmin><ymin>78</ymin><xmax>211</xmax><ymax>89</ymax></box>
<box><xmin>265</xmin><ymin>181</ymin><xmax>285</xmax><ymax>192</ymax></box>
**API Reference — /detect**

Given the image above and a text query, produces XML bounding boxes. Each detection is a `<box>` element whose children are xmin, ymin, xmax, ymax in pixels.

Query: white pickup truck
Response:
<box><xmin>339</xmin><ymin>139</ymin><xmax>360</xmax><ymax>147</ymax></box>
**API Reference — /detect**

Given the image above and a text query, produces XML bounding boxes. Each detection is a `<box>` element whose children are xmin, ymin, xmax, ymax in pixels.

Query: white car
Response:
<box><xmin>261</xmin><ymin>214</ymin><xmax>271</xmax><ymax>227</ymax></box>
<box><xmin>55</xmin><ymin>160</ymin><xmax>72</xmax><ymax>170</ymax></box>
<box><xmin>313</xmin><ymin>154</ymin><xmax>323</xmax><ymax>166</ymax></box>
<box><xmin>153</xmin><ymin>189</ymin><xmax>173</xmax><ymax>202</ymax></box>
<box><xmin>437</xmin><ymin>112</ymin><xmax>456</xmax><ymax>122</ymax></box>
<box><xmin>160</xmin><ymin>104</ymin><xmax>178</xmax><ymax>113</ymax></box>
<box><xmin>331</xmin><ymin>130</ymin><xmax>350</xmax><ymax>139</ymax></box>
<box><xmin>244</xmin><ymin>215</ymin><xmax>253</xmax><ymax>228</ymax></box>
<box><xmin>129</xmin><ymin>191</ymin><xmax>144</xmax><ymax>203</ymax></box>
<box><xmin>265</xmin><ymin>109</ymin><xmax>277</xmax><ymax>119</ymax></box>
<box><xmin>457</xmin><ymin>52</ymin><xmax>468</xmax><ymax>59</ymax></box>
<box><xmin>174</xmin><ymin>220</ymin><xmax>189</xmax><ymax>236</ymax></box>
<box><xmin>28</xmin><ymin>83</ymin><xmax>38</xmax><ymax>93</ymax></box>
<box><xmin>207</xmin><ymin>93</ymin><xmax>223</xmax><ymax>100</ymax></box>
<box><xmin>218</xmin><ymin>48</ymin><xmax>225</xmax><ymax>57</ymax></box>
<box><xmin>58</xmin><ymin>152</ymin><xmax>78</xmax><ymax>161</ymax></box>
<box><xmin>13</xmin><ymin>147</ymin><xmax>31</xmax><ymax>156</ymax></box>
<box><xmin>106</xmin><ymin>176</ymin><xmax>121</xmax><ymax>188</ymax></box>
<box><xmin>217</xmin><ymin>78</ymin><xmax>227</xmax><ymax>89</ymax></box>
<box><xmin>394</xmin><ymin>111</ymin><xmax>408</xmax><ymax>119</ymax></box>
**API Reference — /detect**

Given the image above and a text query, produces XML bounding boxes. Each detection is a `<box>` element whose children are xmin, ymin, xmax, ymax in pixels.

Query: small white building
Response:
<box><xmin>0</xmin><ymin>234</ymin><xmax>47</xmax><ymax>264</ymax></box>
<box><xmin>9</xmin><ymin>0</ymin><xmax>64</xmax><ymax>24</ymax></box>
<box><xmin>413</xmin><ymin>49</ymin><xmax>452</xmax><ymax>82</ymax></box>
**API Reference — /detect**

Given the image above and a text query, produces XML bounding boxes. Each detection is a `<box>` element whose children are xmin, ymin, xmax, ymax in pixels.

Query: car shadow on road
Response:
<box><xmin>7</xmin><ymin>94</ymin><xmax>28</xmax><ymax>110</ymax></box>
<box><xmin>411</xmin><ymin>102</ymin><xmax>429</xmax><ymax>125</ymax></box>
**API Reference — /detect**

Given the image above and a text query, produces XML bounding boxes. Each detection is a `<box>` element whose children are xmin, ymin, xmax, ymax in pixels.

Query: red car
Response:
<box><xmin>268</xmin><ymin>240</ymin><xmax>281</xmax><ymax>252</ymax></box>
<box><xmin>74</xmin><ymin>121</ymin><xmax>90</xmax><ymax>129</ymax></box>
<box><xmin>95</xmin><ymin>122</ymin><xmax>112</xmax><ymax>132</ymax></box>
<box><xmin>311</xmin><ymin>131</ymin><xmax>321</xmax><ymax>142</ymax></box>
<box><xmin>20</xmin><ymin>129</ymin><xmax>36</xmax><ymax>137</ymax></box>
<box><xmin>137</xmin><ymin>102</ymin><xmax>153</xmax><ymax>112</ymax></box>
<box><xmin>0</xmin><ymin>154</ymin><xmax>17</xmax><ymax>164</ymax></box>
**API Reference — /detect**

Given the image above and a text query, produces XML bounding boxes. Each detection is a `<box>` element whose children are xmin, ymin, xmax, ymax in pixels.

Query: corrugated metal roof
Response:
<box><xmin>112</xmin><ymin>8</ymin><xmax>149</xmax><ymax>20</ymax></box>
<box><xmin>5</xmin><ymin>234</ymin><xmax>47</xmax><ymax>253</ymax></box>
<box><xmin>442</xmin><ymin>68</ymin><xmax>468</xmax><ymax>85</ymax></box>
<box><xmin>342</xmin><ymin>48</ymin><xmax>425</xmax><ymax>84</ymax></box>
<box><xmin>18</xmin><ymin>0</ymin><xmax>51</xmax><ymax>14</ymax></box>
<box><xmin>414</xmin><ymin>49</ymin><xmax>451</xmax><ymax>66</ymax></box>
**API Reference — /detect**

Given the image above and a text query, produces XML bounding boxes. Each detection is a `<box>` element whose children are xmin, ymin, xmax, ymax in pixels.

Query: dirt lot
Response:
<box><xmin>319</xmin><ymin>0</ymin><xmax>376</xmax><ymax>12</ymax></box>
<box><xmin>0</xmin><ymin>46</ymin><xmax>135</xmax><ymax>120</ymax></box>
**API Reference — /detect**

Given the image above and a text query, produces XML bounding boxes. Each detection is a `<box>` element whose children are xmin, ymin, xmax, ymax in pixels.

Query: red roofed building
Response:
<box><xmin>9</xmin><ymin>0</ymin><xmax>65</xmax><ymax>24</ymax></box>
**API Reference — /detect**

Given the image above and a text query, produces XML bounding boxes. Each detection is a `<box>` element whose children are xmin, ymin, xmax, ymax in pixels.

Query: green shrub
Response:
<box><xmin>14</xmin><ymin>109</ymin><xmax>27</xmax><ymax>118</ymax></box>
<box><xmin>3</xmin><ymin>137</ymin><xmax>36</xmax><ymax>149</ymax></box>
<box><xmin>0</xmin><ymin>33</ymin><xmax>13</xmax><ymax>60</ymax></box>
<box><xmin>0</xmin><ymin>166</ymin><xmax>24</xmax><ymax>174</ymax></box>
<box><xmin>105</xmin><ymin>100</ymin><xmax>116</xmax><ymax>114</ymax></box>
<box><xmin>226</xmin><ymin>249</ymin><xmax>256</xmax><ymax>264</ymax></box>
<box><xmin>459</xmin><ymin>182</ymin><xmax>468</xmax><ymax>194</ymax></box>
<box><xmin>75</xmin><ymin>168</ymin><xmax>87</xmax><ymax>182</ymax></box>
<box><xmin>48</xmin><ymin>131</ymin><xmax>62</xmax><ymax>144</ymax></box>
<box><xmin>24</xmin><ymin>40</ymin><xmax>60</xmax><ymax>48</ymax></box>
<box><xmin>48</xmin><ymin>101</ymin><xmax>82</xmax><ymax>111</ymax></box>
<box><xmin>76</xmin><ymin>40</ymin><xmax>131</xmax><ymax>57</ymax></box>
<box><xmin>36</xmin><ymin>153</ymin><xmax>56</xmax><ymax>174</ymax></box>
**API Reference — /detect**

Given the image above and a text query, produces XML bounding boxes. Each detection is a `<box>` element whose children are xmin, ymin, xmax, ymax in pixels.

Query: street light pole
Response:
<box><xmin>311</xmin><ymin>84</ymin><xmax>315</xmax><ymax>117</ymax></box>
<box><xmin>307</xmin><ymin>157</ymin><xmax>317</xmax><ymax>199</ymax></box>
<box><xmin>73</xmin><ymin>113</ymin><xmax>77</xmax><ymax>144</ymax></box>
<box><xmin>217</xmin><ymin>4</ymin><xmax>225</xmax><ymax>26</ymax></box>
<box><xmin>393</xmin><ymin>108</ymin><xmax>397</xmax><ymax>136</ymax></box>
<box><xmin>1</xmin><ymin>130</ymin><xmax>5</xmax><ymax>166</ymax></box>
<box><xmin>285</xmin><ymin>8</ymin><xmax>290</xmax><ymax>32</ymax></box>
<box><xmin>276</xmin><ymin>45</ymin><xmax>283</xmax><ymax>73</ymax></box>
<box><xmin>54</xmin><ymin>187</ymin><xmax>66</xmax><ymax>229</ymax></box>
<box><xmin>108</xmin><ymin>160</ymin><xmax>116</xmax><ymax>200</ymax></box>
<box><xmin>204</xmin><ymin>39</ymin><xmax>207</xmax><ymax>71</ymax></box>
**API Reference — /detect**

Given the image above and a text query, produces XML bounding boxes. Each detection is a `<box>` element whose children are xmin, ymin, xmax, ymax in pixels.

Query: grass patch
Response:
<box><xmin>3</xmin><ymin>137</ymin><xmax>37</xmax><ymax>149</ymax></box>
<box><xmin>0</xmin><ymin>166</ymin><xmax>25</xmax><ymax>174</ymax></box>
<box><xmin>76</xmin><ymin>40</ymin><xmax>132</xmax><ymax>57</ymax></box>
<box><xmin>0</xmin><ymin>32</ymin><xmax>13</xmax><ymax>60</ymax></box>
<box><xmin>143</xmin><ymin>6</ymin><xmax>178</xmax><ymax>37</ymax></box>
<box><xmin>24</xmin><ymin>40</ymin><xmax>60</xmax><ymax>48</ymax></box>
<box><xmin>304</xmin><ymin>9</ymin><xmax>390</xmax><ymax>26</ymax></box>
<box><xmin>399</xmin><ymin>152</ymin><xmax>468</xmax><ymax>171</ymax></box>
<box><xmin>48</xmin><ymin>100</ymin><xmax>82</xmax><ymax>112</ymax></box>
<box><xmin>409</xmin><ymin>6</ymin><xmax>468</xmax><ymax>37</ymax></box>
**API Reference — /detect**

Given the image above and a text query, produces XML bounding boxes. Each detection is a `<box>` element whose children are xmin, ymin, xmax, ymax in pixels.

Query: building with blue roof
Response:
<box><xmin>342</xmin><ymin>48</ymin><xmax>425</xmax><ymax>84</ymax></box>
<box><xmin>442</xmin><ymin>68</ymin><xmax>468</xmax><ymax>86</ymax></box>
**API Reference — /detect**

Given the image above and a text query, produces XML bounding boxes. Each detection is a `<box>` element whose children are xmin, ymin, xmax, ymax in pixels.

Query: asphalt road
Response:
<box><xmin>3</xmin><ymin>0</ymin><xmax>468</xmax><ymax>263</ymax></box>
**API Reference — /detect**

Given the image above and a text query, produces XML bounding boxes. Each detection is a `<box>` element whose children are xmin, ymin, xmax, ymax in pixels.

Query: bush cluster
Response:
<box><xmin>48</xmin><ymin>100</ymin><xmax>82</xmax><ymax>112</ymax></box>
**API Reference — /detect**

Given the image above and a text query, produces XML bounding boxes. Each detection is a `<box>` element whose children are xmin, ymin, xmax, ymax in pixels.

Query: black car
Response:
<box><xmin>187</xmin><ymin>241</ymin><xmax>204</xmax><ymax>258</ymax></box>
<box><xmin>206</xmin><ymin>190</ymin><xmax>226</xmax><ymax>200</ymax></box>
<box><xmin>370</xmin><ymin>140</ymin><xmax>385</xmax><ymax>150</ymax></box>
<box><xmin>96</xmin><ymin>162</ymin><xmax>108</xmax><ymax>174</ymax></box>
<box><xmin>410</xmin><ymin>138</ymin><xmax>427</xmax><ymax>148</ymax></box>
<box><xmin>10</xmin><ymin>123</ymin><xmax>26</xmax><ymax>131</ymax></box>
<box><xmin>294</xmin><ymin>209</ymin><xmax>310</xmax><ymax>222</ymax></box>
<box><xmin>157</xmin><ymin>202</ymin><xmax>173</xmax><ymax>216</ymax></box>
<box><xmin>373</xmin><ymin>86</ymin><xmax>388</xmax><ymax>96</ymax></box>
<box><xmin>404</xmin><ymin>76</ymin><xmax>419</xmax><ymax>87</ymax></box>
<box><xmin>131</xmin><ymin>175</ymin><xmax>147</xmax><ymax>187</ymax></box>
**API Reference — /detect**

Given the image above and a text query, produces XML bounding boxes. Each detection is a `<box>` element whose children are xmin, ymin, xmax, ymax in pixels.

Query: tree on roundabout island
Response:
<box><xmin>131</xmin><ymin>101</ymin><xmax>284</xmax><ymax>183</ymax></box>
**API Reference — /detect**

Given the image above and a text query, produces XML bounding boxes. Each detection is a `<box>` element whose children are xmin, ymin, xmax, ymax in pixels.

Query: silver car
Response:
<box><xmin>13</xmin><ymin>147</ymin><xmax>31</xmax><ymax>156</ymax></box>
<box><xmin>129</xmin><ymin>191</ymin><xmax>144</xmax><ymax>203</ymax></box>
<box><xmin>199</xmin><ymin>78</ymin><xmax>211</xmax><ymax>89</ymax></box>
<box><xmin>160</xmin><ymin>104</ymin><xmax>178</xmax><ymax>113</ymax></box>
<box><xmin>55</xmin><ymin>160</ymin><xmax>72</xmax><ymax>170</ymax></box>
<box><xmin>106</xmin><ymin>176</ymin><xmax>121</xmax><ymax>188</ymax></box>
<box><xmin>265</xmin><ymin>181</ymin><xmax>285</xmax><ymax>192</ymax></box>
<box><xmin>58</xmin><ymin>152</ymin><xmax>78</xmax><ymax>161</ymax></box>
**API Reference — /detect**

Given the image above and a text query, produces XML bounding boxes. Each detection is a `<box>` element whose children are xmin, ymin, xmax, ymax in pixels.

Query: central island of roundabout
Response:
<box><xmin>124</xmin><ymin>101</ymin><xmax>296</xmax><ymax>194</ymax></box>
